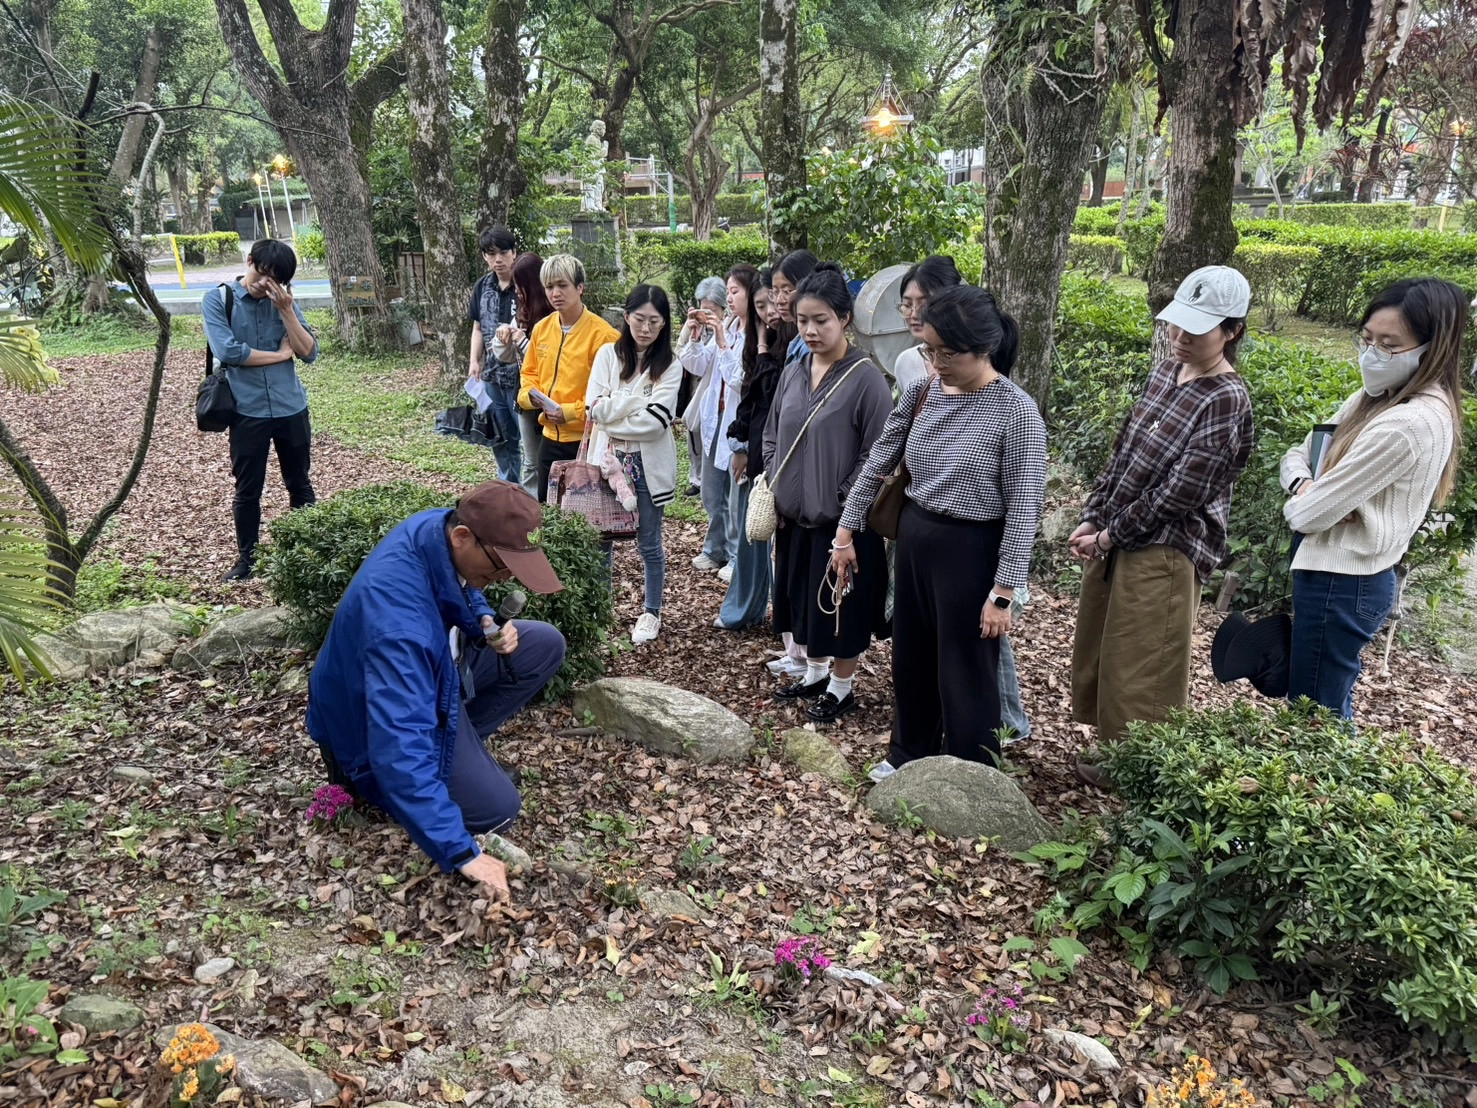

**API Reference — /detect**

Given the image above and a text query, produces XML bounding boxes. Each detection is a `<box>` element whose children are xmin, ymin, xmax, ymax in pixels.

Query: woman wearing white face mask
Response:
<box><xmin>1281</xmin><ymin>277</ymin><xmax>1468</xmax><ymax>718</ymax></box>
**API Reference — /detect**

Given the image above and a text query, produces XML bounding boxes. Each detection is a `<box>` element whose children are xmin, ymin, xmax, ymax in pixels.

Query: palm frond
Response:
<box><xmin>0</xmin><ymin>94</ymin><xmax>109</xmax><ymax>270</ymax></box>
<box><xmin>0</xmin><ymin>317</ymin><xmax>58</xmax><ymax>392</ymax></box>
<box><xmin>0</xmin><ymin>487</ymin><xmax>61</xmax><ymax>685</ymax></box>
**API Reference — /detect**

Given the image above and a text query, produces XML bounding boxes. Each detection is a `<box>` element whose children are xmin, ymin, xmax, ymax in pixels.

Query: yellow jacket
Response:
<box><xmin>518</xmin><ymin>308</ymin><xmax>621</xmax><ymax>444</ymax></box>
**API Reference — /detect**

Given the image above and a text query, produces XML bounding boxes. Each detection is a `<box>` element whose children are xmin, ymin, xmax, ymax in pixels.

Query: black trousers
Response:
<box><xmin>890</xmin><ymin>502</ymin><xmax>1006</xmax><ymax>768</ymax></box>
<box><xmin>228</xmin><ymin>408</ymin><xmax>315</xmax><ymax>557</ymax></box>
<box><xmin>536</xmin><ymin>436</ymin><xmax>579</xmax><ymax>503</ymax></box>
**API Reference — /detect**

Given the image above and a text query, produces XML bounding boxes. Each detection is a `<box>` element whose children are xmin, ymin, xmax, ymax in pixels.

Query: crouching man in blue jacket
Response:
<box><xmin>307</xmin><ymin>480</ymin><xmax>567</xmax><ymax>901</ymax></box>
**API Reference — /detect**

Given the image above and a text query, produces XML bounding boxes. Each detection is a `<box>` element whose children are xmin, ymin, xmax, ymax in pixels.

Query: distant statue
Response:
<box><xmin>580</xmin><ymin>120</ymin><xmax>608</xmax><ymax>213</ymax></box>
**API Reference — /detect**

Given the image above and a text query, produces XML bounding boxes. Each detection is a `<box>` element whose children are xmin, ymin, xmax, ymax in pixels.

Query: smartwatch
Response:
<box><xmin>1289</xmin><ymin>477</ymin><xmax>1306</xmax><ymax>493</ymax></box>
<box><xmin>988</xmin><ymin>592</ymin><xmax>1012</xmax><ymax>611</ymax></box>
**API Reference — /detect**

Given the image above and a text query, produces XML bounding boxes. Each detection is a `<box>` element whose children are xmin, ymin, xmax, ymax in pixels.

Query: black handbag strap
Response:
<box><xmin>204</xmin><ymin>283</ymin><xmax>235</xmax><ymax>378</ymax></box>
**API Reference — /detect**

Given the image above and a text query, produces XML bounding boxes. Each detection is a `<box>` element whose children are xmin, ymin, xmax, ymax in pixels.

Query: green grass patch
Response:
<box><xmin>71</xmin><ymin>556</ymin><xmax>194</xmax><ymax>616</ymax></box>
<box><xmin>40</xmin><ymin>315</ymin><xmax>205</xmax><ymax>359</ymax></box>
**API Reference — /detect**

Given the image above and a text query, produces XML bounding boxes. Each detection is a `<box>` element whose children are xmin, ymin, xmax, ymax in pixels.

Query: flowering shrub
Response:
<box><xmin>965</xmin><ymin>982</ymin><xmax>1031</xmax><ymax>1048</ymax></box>
<box><xmin>774</xmin><ymin>937</ymin><xmax>831</xmax><ymax>984</ymax></box>
<box><xmin>1147</xmin><ymin>1054</ymin><xmax>1254</xmax><ymax>1108</ymax></box>
<box><xmin>160</xmin><ymin>1023</ymin><xmax>236</xmax><ymax>1106</ymax></box>
<box><xmin>304</xmin><ymin>784</ymin><xmax>355</xmax><ymax>826</ymax></box>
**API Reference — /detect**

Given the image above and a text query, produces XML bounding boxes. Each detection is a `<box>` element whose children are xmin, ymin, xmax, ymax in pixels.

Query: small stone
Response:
<box><xmin>110</xmin><ymin>765</ymin><xmax>156</xmax><ymax>785</ymax></box>
<box><xmin>194</xmin><ymin>956</ymin><xmax>235</xmax><ymax>983</ymax></box>
<box><xmin>59</xmin><ymin>994</ymin><xmax>145</xmax><ymax>1034</ymax></box>
<box><xmin>781</xmin><ymin>729</ymin><xmax>852</xmax><ymax>781</ymax></box>
<box><xmin>482</xmin><ymin>832</ymin><xmax>533</xmax><ymax>873</ymax></box>
<box><xmin>865</xmin><ymin>755</ymin><xmax>1053</xmax><ymax>850</ymax></box>
<box><xmin>236</xmin><ymin>968</ymin><xmax>259</xmax><ymax>1003</ymax></box>
<box><xmin>1043</xmin><ymin>1028</ymin><xmax>1120</xmax><ymax>1073</ymax></box>
<box><xmin>573</xmin><ymin>678</ymin><xmax>754</xmax><ymax>763</ymax></box>
<box><xmin>275</xmin><ymin>666</ymin><xmax>309</xmax><ymax>694</ymax></box>
<box><xmin>639</xmin><ymin>887</ymin><xmax>704</xmax><ymax>920</ymax></box>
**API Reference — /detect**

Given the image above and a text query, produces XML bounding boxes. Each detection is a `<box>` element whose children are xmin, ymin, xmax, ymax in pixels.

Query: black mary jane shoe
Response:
<box><xmin>807</xmin><ymin>692</ymin><xmax>858</xmax><ymax>723</ymax></box>
<box><xmin>774</xmin><ymin>677</ymin><xmax>829</xmax><ymax>701</ymax></box>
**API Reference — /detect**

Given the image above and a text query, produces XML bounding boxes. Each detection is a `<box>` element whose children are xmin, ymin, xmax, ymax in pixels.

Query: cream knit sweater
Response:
<box><xmin>1281</xmin><ymin>387</ymin><xmax>1455</xmax><ymax>575</ymax></box>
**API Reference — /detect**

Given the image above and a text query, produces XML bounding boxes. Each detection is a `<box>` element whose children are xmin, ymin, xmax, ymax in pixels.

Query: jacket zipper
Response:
<box><xmin>549</xmin><ymin>322</ymin><xmax>570</xmax><ymax>441</ymax></box>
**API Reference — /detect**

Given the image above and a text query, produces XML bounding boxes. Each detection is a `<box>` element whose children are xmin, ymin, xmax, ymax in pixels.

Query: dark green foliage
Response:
<box><xmin>1119</xmin><ymin>215</ymin><xmax>1165</xmax><ymax>277</ymax></box>
<box><xmin>1021</xmin><ymin>704</ymin><xmax>1477</xmax><ymax>1050</ymax></box>
<box><xmin>258</xmin><ymin>482</ymin><xmax>615</xmax><ymax>701</ymax></box>
<box><xmin>538</xmin><ymin>194</ymin><xmax>763</xmax><ymax>229</ymax></box>
<box><xmin>1286</xmin><ymin>202</ymin><xmax>1414</xmax><ymax>230</ymax></box>
<box><xmin>663</xmin><ymin>230</ymin><xmax>770</xmax><ymax>306</ymax></box>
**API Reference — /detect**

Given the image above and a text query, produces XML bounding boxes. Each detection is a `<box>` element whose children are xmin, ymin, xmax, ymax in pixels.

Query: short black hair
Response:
<box><xmin>248</xmin><ymin>239</ymin><xmax>297</xmax><ymax>283</ymax></box>
<box><xmin>478</xmin><ymin>226</ymin><xmax>517</xmax><ymax>254</ymax></box>
<box><xmin>921</xmin><ymin>285</ymin><xmax>1019</xmax><ymax>376</ymax></box>
<box><xmin>900</xmin><ymin>255</ymin><xmax>962</xmax><ymax>298</ymax></box>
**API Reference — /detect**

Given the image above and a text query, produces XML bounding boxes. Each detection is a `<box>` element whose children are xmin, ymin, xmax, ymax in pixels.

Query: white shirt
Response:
<box><xmin>678</xmin><ymin>316</ymin><xmax>744</xmax><ymax>471</ymax></box>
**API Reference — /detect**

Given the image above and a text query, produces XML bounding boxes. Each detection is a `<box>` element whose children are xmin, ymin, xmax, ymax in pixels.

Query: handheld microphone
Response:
<box><xmin>491</xmin><ymin>590</ymin><xmax>526</xmax><ymax>679</ymax></box>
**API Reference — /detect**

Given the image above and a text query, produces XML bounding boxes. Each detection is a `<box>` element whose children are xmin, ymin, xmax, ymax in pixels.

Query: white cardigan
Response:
<box><xmin>677</xmin><ymin>316</ymin><xmax>744</xmax><ymax>471</ymax></box>
<box><xmin>584</xmin><ymin>344</ymin><xmax>683</xmax><ymax>506</ymax></box>
<box><xmin>1281</xmin><ymin>387</ymin><xmax>1455</xmax><ymax>576</ymax></box>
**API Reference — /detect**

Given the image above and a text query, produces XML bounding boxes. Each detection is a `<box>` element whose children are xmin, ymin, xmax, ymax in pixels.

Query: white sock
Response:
<box><xmin>805</xmin><ymin>659</ymin><xmax>831</xmax><ymax>685</ymax></box>
<box><xmin>826</xmin><ymin>674</ymin><xmax>853</xmax><ymax>700</ymax></box>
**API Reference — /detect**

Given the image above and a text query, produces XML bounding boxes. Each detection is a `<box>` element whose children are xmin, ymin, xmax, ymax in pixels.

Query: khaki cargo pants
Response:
<box><xmin>1071</xmin><ymin>544</ymin><xmax>1198</xmax><ymax>743</ymax></box>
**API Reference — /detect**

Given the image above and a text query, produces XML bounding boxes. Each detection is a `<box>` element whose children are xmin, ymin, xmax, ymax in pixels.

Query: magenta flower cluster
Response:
<box><xmin>774</xmin><ymin>937</ymin><xmax>832</xmax><ymax>981</ymax></box>
<box><xmin>966</xmin><ymin>983</ymin><xmax>1031</xmax><ymax>1041</ymax></box>
<box><xmin>304</xmin><ymin>784</ymin><xmax>355</xmax><ymax>824</ymax></box>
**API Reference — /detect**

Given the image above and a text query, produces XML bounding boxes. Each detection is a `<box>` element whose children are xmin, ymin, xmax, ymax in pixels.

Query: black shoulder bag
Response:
<box><xmin>196</xmin><ymin>283</ymin><xmax>238</xmax><ymax>433</ymax></box>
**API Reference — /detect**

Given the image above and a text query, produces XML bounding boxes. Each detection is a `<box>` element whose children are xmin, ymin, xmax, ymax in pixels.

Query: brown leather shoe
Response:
<box><xmin>1073</xmin><ymin>760</ymin><xmax>1113</xmax><ymax>790</ymax></box>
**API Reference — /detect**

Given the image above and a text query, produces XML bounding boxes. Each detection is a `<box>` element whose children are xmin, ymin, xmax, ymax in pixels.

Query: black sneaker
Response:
<box><xmin>222</xmin><ymin>556</ymin><xmax>254</xmax><ymax>582</ymax></box>
<box><xmin>807</xmin><ymin>692</ymin><xmax>858</xmax><ymax>723</ymax></box>
<box><xmin>774</xmin><ymin>677</ymin><xmax>829</xmax><ymax>701</ymax></box>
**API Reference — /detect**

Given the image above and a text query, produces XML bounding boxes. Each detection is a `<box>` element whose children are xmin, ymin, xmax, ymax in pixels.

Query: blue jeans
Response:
<box><xmin>1289</xmin><ymin>567</ymin><xmax>1396</xmax><ymax>719</ymax></box>
<box><xmin>999</xmin><ymin>636</ymin><xmax>1031</xmax><ymax>738</ymax></box>
<box><xmin>699</xmin><ymin>447</ymin><xmax>735</xmax><ymax>564</ymax></box>
<box><xmin>484</xmin><ymin>382</ymin><xmax>522</xmax><ymax>483</ymax></box>
<box><xmin>518</xmin><ymin>408</ymin><xmax>542</xmax><ymax>497</ymax></box>
<box><xmin>449</xmin><ymin>620</ymin><xmax>567</xmax><ymax>833</ymax></box>
<box><xmin>601</xmin><ymin>463</ymin><xmax>666</xmax><ymax>614</ymax></box>
<box><xmin>718</xmin><ymin>477</ymin><xmax>772</xmax><ymax>629</ymax></box>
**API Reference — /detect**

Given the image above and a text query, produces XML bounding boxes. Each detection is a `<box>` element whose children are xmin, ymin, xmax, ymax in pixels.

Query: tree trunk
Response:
<box><xmin>214</xmin><ymin>0</ymin><xmax>402</xmax><ymax>348</ymax></box>
<box><xmin>983</xmin><ymin>65</ymin><xmax>1106</xmax><ymax>409</ymax></box>
<box><xmin>476</xmin><ymin>0</ymin><xmax>530</xmax><ymax>234</ymax></box>
<box><xmin>1116</xmin><ymin>92</ymin><xmax>1142</xmax><ymax>237</ymax></box>
<box><xmin>168</xmin><ymin>160</ymin><xmax>190</xmax><ymax>233</ymax></box>
<box><xmin>760</xmin><ymin>0</ymin><xmax>804</xmax><ymax>255</ymax></box>
<box><xmin>1146</xmin><ymin>0</ymin><xmax>1240</xmax><ymax>319</ymax></box>
<box><xmin>132</xmin><ymin>110</ymin><xmax>166</xmax><ymax>242</ymax></box>
<box><xmin>1088</xmin><ymin>146</ymin><xmax>1110</xmax><ymax>206</ymax></box>
<box><xmin>1356</xmin><ymin>106</ymin><xmax>1391</xmax><ymax>202</ymax></box>
<box><xmin>402</xmin><ymin>0</ymin><xmax>473</xmax><ymax>382</ymax></box>
<box><xmin>601</xmin><ymin>67</ymin><xmax>638</xmax><ymax>168</ymax></box>
<box><xmin>110</xmin><ymin>25</ymin><xmax>165</xmax><ymax>183</ymax></box>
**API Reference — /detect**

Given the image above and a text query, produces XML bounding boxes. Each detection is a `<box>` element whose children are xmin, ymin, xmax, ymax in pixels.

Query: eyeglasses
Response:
<box><xmin>1355</xmin><ymin>335</ymin><xmax>1419</xmax><ymax>362</ymax></box>
<box><xmin>627</xmin><ymin>315</ymin><xmax>664</xmax><ymax>332</ymax></box>
<box><xmin>475</xmin><ymin>538</ymin><xmax>511</xmax><ymax>579</ymax></box>
<box><xmin>921</xmin><ymin>346</ymin><xmax>960</xmax><ymax>368</ymax></box>
<box><xmin>895</xmin><ymin>297</ymin><xmax>927</xmax><ymax>316</ymax></box>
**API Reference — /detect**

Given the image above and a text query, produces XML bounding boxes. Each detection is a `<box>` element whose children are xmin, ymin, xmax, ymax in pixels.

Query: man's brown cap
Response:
<box><xmin>456</xmin><ymin>481</ymin><xmax>563</xmax><ymax>594</ymax></box>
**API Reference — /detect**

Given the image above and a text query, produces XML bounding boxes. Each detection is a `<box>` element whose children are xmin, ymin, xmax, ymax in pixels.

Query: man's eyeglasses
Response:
<box><xmin>476</xmin><ymin>538</ymin><xmax>510</xmax><ymax>578</ymax></box>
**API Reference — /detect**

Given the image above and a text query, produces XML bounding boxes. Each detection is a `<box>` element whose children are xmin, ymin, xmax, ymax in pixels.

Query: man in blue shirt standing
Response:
<box><xmin>201</xmin><ymin>239</ymin><xmax>319</xmax><ymax>581</ymax></box>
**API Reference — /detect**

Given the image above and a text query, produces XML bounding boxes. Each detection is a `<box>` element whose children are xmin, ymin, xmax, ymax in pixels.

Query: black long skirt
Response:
<box><xmin>773</xmin><ymin>520</ymin><xmax>887</xmax><ymax>659</ymax></box>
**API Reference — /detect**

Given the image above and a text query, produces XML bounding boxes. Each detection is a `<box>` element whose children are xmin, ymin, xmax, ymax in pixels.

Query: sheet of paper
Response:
<box><xmin>529</xmin><ymin>387</ymin><xmax>562</xmax><ymax>415</ymax></box>
<box><xmin>462</xmin><ymin>377</ymin><xmax>492</xmax><ymax>413</ymax></box>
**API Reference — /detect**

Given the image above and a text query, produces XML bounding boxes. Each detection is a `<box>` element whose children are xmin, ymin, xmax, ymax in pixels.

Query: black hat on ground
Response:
<box><xmin>1211</xmin><ymin>612</ymin><xmax>1292</xmax><ymax>699</ymax></box>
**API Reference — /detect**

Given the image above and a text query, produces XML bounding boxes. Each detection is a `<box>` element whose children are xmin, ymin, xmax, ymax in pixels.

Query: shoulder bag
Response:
<box><xmin>866</xmin><ymin>380</ymin><xmax>932</xmax><ymax>540</ymax></box>
<box><xmin>746</xmin><ymin>358</ymin><xmax>869</xmax><ymax>544</ymax></box>
<box><xmin>551</xmin><ymin>420</ymin><xmax>639</xmax><ymax>541</ymax></box>
<box><xmin>195</xmin><ymin>283</ymin><xmax>237</xmax><ymax>433</ymax></box>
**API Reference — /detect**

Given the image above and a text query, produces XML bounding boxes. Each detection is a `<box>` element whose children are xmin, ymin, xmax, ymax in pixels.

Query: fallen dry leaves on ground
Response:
<box><xmin>3</xmin><ymin>352</ymin><xmax>1477</xmax><ymax>1107</ymax></box>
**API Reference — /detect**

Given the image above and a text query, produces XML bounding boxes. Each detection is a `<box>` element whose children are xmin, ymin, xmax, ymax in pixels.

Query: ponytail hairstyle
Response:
<box><xmin>793</xmin><ymin>261</ymin><xmax>854</xmax><ymax>327</ymax></box>
<box><xmin>614</xmin><ymin>284</ymin><xmax>675</xmax><ymax>382</ymax></box>
<box><xmin>511</xmin><ymin>253</ymin><xmax>553</xmax><ymax>330</ymax></box>
<box><xmin>1322</xmin><ymin>277</ymin><xmax>1468</xmax><ymax>505</ymax></box>
<box><xmin>920</xmin><ymin>286</ymin><xmax>1020</xmax><ymax>377</ymax></box>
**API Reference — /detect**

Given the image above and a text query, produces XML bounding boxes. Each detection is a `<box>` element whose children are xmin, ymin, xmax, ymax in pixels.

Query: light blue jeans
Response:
<box><xmin>999</xmin><ymin>636</ymin><xmax>1031</xmax><ymax>739</ymax></box>
<box><xmin>718</xmin><ymin>477</ymin><xmax>772</xmax><ymax>629</ymax></box>
<box><xmin>602</xmin><ymin>459</ymin><xmax>666</xmax><ymax>615</ymax></box>
<box><xmin>699</xmin><ymin>446</ymin><xmax>736</xmax><ymax>565</ymax></box>
<box><xmin>485</xmin><ymin>381</ymin><xmax>522</xmax><ymax>483</ymax></box>
<box><xmin>518</xmin><ymin>408</ymin><xmax>542</xmax><ymax>498</ymax></box>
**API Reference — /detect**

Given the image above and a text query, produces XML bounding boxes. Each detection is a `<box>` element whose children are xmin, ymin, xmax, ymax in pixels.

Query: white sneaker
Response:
<box><xmin>718</xmin><ymin>563</ymin><xmax>734</xmax><ymax>584</ymax></box>
<box><xmin>867</xmin><ymin>760</ymin><xmax>897</xmax><ymax>784</ymax></box>
<box><xmin>632</xmin><ymin>612</ymin><xmax>662</xmax><ymax>644</ymax></box>
<box><xmin>766</xmin><ymin>656</ymin><xmax>808</xmax><ymax>678</ymax></box>
<box><xmin>692</xmin><ymin>553</ymin><xmax>723</xmax><ymax>572</ymax></box>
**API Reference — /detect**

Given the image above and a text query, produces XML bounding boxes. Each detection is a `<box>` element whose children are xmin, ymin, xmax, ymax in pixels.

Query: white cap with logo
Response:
<box><xmin>1156</xmin><ymin>266</ymin><xmax>1252</xmax><ymax>335</ymax></box>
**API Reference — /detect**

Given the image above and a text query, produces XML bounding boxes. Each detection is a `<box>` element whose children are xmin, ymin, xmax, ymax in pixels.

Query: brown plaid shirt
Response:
<box><xmin>1083</xmin><ymin>360</ymin><xmax>1254</xmax><ymax>581</ymax></box>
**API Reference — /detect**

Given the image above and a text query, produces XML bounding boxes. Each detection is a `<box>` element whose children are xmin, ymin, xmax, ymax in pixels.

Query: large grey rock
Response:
<box><xmin>155</xmin><ymin>1023</ymin><xmax>337</xmax><ymax>1103</ymax></box>
<box><xmin>173</xmin><ymin>607</ymin><xmax>292</xmax><ymax>671</ymax></box>
<box><xmin>59</xmin><ymin>994</ymin><xmax>144</xmax><ymax>1034</ymax></box>
<box><xmin>865</xmin><ymin>756</ymin><xmax>1053</xmax><ymax>849</ymax></box>
<box><xmin>640</xmin><ymin>887</ymin><xmax>704</xmax><ymax>920</ymax></box>
<box><xmin>32</xmin><ymin>604</ymin><xmax>194</xmax><ymax>679</ymax></box>
<box><xmin>781</xmin><ymin>729</ymin><xmax>852</xmax><ymax>781</ymax></box>
<box><xmin>1044</xmin><ymin>1028</ymin><xmax>1121</xmax><ymax>1073</ymax></box>
<box><xmin>573</xmin><ymin>678</ymin><xmax>753</xmax><ymax>763</ymax></box>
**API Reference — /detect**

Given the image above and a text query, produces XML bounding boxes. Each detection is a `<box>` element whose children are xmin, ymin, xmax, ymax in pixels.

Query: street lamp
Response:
<box><xmin>270</xmin><ymin>155</ymin><xmax>298</xmax><ymax>247</ymax></box>
<box><xmin>251</xmin><ymin>172</ymin><xmax>274</xmax><ymax>237</ymax></box>
<box><xmin>861</xmin><ymin>72</ymin><xmax>913</xmax><ymax>139</ymax></box>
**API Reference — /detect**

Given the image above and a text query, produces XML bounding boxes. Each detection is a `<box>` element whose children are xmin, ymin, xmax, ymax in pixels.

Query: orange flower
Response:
<box><xmin>180</xmin><ymin>1070</ymin><xmax>200</xmax><ymax>1101</ymax></box>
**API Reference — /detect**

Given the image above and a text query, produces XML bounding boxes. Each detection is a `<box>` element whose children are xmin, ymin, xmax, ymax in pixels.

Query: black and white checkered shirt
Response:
<box><xmin>840</xmin><ymin>376</ymin><xmax>1048</xmax><ymax>589</ymax></box>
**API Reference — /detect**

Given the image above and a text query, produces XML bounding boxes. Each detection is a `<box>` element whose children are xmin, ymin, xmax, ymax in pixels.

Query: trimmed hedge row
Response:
<box><xmin>140</xmin><ymin>231</ymin><xmax>243</xmax><ymax>262</ymax></box>
<box><xmin>539</xmin><ymin>192</ymin><xmax>763</xmax><ymax>227</ymax></box>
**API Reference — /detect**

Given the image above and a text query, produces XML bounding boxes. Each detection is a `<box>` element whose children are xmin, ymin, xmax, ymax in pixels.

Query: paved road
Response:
<box><xmin>134</xmin><ymin>278</ymin><xmax>335</xmax><ymax>314</ymax></box>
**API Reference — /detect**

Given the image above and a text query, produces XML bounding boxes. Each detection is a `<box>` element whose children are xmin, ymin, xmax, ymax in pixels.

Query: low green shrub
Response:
<box><xmin>258</xmin><ymin>482</ymin><xmax>615</xmax><ymax>700</ymax></box>
<box><xmin>1119</xmin><ymin>215</ymin><xmax>1164</xmax><ymax>276</ymax></box>
<box><xmin>664</xmin><ymin>230</ymin><xmax>769</xmax><ymax>305</ymax></box>
<box><xmin>1066</xmin><ymin>234</ymin><xmax>1124</xmax><ymax>275</ymax></box>
<box><xmin>141</xmin><ymin>231</ymin><xmax>241</xmax><ymax>263</ymax></box>
<box><xmin>1287</xmin><ymin>202</ymin><xmax>1412</xmax><ymax>230</ymax></box>
<box><xmin>1231</xmin><ymin>240</ymin><xmax>1319</xmax><ymax>328</ymax></box>
<box><xmin>297</xmin><ymin>225</ymin><xmax>326</xmax><ymax>263</ymax></box>
<box><xmin>1072</xmin><ymin>206</ymin><xmax>1121</xmax><ymax>236</ymax></box>
<box><xmin>1020</xmin><ymin>704</ymin><xmax>1477</xmax><ymax>1050</ymax></box>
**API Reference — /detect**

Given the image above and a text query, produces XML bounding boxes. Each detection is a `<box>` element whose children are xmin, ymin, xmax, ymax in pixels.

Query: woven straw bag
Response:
<box><xmin>551</xmin><ymin>423</ymin><xmax>639</xmax><ymax>541</ymax></box>
<box><xmin>745</xmin><ymin>359</ymin><xmax>867</xmax><ymax>544</ymax></box>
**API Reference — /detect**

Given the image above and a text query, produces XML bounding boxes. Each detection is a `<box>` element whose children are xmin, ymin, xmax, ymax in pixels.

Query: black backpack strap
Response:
<box><xmin>205</xmin><ymin>283</ymin><xmax>235</xmax><ymax>377</ymax></box>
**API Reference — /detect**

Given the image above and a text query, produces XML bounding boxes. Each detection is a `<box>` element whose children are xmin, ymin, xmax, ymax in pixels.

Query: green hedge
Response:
<box><xmin>259</xmin><ymin>482</ymin><xmax>614</xmax><ymax>701</ymax></box>
<box><xmin>664</xmin><ymin>230</ymin><xmax>770</xmax><ymax>305</ymax></box>
<box><xmin>1067</xmin><ymin>234</ymin><xmax>1124</xmax><ymax>275</ymax></box>
<box><xmin>141</xmin><ymin>231</ymin><xmax>242</xmax><ymax>263</ymax></box>
<box><xmin>1120</xmin><ymin>216</ymin><xmax>1165</xmax><ymax>277</ymax></box>
<box><xmin>1052</xmin><ymin>277</ymin><xmax>1477</xmax><ymax>607</ymax></box>
<box><xmin>538</xmin><ymin>193</ymin><xmax>763</xmax><ymax>228</ymax></box>
<box><xmin>1287</xmin><ymin>202</ymin><xmax>1413</xmax><ymax>230</ymax></box>
<box><xmin>1023</xmin><ymin>703</ymin><xmax>1477</xmax><ymax>1048</ymax></box>
<box><xmin>1231</xmin><ymin>240</ymin><xmax>1319</xmax><ymax>327</ymax></box>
